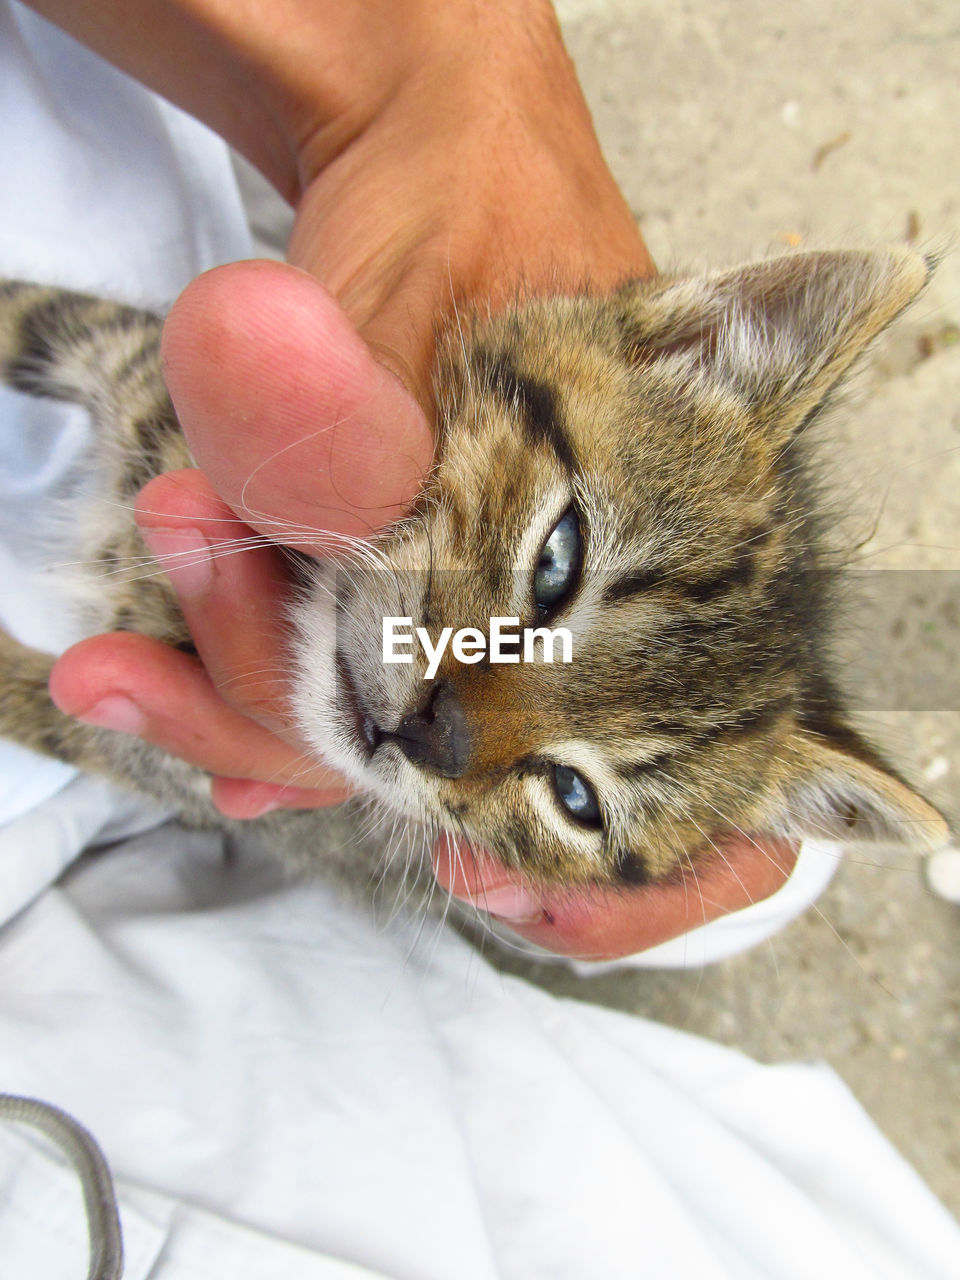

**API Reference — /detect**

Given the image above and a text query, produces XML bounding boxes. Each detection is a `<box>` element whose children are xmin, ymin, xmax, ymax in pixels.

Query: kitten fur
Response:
<box><xmin>0</xmin><ymin>252</ymin><xmax>949</xmax><ymax>891</ymax></box>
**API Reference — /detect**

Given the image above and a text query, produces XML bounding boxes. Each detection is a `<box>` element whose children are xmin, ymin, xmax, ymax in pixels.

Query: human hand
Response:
<box><xmin>433</xmin><ymin>836</ymin><xmax>798</xmax><ymax>961</ymax></box>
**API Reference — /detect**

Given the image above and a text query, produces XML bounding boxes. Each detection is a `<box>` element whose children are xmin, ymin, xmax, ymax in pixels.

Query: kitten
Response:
<box><xmin>0</xmin><ymin>250</ymin><xmax>948</xmax><ymax>889</ymax></box>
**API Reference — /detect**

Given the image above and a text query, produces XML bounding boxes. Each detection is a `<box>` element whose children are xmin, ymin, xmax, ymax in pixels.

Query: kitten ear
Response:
<box><xmin>769</xmin><ymin>726</ymin><xmax>949</xmax><ymax>849</ymax></box>
<box><xmin>621</xmin><ymin>249</ymin><xmax>931</xmax><ymax>437</ymax></box>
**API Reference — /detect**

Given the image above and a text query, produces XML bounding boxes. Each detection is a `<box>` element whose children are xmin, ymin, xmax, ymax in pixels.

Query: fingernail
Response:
<box><xmin>140</xmin><ymin>527</ymin><xmax>213</xmax><ymax>596</ymax></box>
<box><xmin>76</xmin><ymin>694</ymin><xmax>145</xmax><ymax>736</ymax></box>
<box><xmin>248</xmin><ymin>800</ymin><xmax>284</xmax><ymax>817</ymax></box>
<box><xmin>459</xmin><ymin>884</ymin><xmax>543</xmax><ymax>924</ymax></box>
<box><xmin>216</xmin><ymin>796</ymin><xmax>284</xmax><ymax>820</ymax></box>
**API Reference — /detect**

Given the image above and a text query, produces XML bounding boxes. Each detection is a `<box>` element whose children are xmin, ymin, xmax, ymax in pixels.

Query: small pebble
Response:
<box><xmin>923</xmin><ymin>755</ymin><xmax>950</xmax><ymax>783</ymax></box>
<box><xmin>924</xmin><ymin>847</ymin><xmax>960</xmax><ymax>904</ymax></box>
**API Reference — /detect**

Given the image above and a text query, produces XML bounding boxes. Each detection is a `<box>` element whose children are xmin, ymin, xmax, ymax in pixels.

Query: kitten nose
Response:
<box><xmin>395</xmin><ymin>681</ymin><xmax>470</xmax><ymax>778</ymax></box>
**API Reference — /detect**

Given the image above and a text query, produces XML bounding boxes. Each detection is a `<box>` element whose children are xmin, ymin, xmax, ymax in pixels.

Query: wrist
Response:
<box><xmin>26</xmin><ymin>0</ymin><xmax>560</xmax><ymax>200</ymax></box>
<box><xmin>288</xmin><ymin>6</ymin><xmax>654</xmax><ymax>402</ymax></box>
<box><xmin>290</xmin><ymin>0</ymin><xmax>572</xmax><ymax>183</ymax></box>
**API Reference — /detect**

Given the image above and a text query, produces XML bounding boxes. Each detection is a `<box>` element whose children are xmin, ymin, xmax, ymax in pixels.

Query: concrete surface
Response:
<box><xmin>514</xmin><ymin>0</ymin><xmax>960</xmax><ymax>1218</ymax></box>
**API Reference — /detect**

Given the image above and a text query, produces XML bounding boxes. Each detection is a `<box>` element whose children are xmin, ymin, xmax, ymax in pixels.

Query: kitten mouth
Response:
<box><xmin>336</xmin><ymin>651</ymin><xmax>386</xmax><ymax>760</ymax></box>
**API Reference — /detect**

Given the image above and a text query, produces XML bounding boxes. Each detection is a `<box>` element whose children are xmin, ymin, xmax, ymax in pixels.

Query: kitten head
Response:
<box><xmin>293</xmin><ymin>248</ymin><xmax>948</xmax><ymax>886</ymax></box>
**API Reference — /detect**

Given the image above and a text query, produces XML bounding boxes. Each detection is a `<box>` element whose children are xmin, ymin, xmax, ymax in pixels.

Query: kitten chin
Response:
<box><xmin>0</xmin><ymin>254</ymin><xmax>950</xmax><ymax>890</ymax></box>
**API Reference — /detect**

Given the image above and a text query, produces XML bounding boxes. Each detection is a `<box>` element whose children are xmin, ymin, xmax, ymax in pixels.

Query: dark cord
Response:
<box><xmin>0</xmin><ymin>1092</ymin><xmax>124</xmax><ymax>1279</ymax></box>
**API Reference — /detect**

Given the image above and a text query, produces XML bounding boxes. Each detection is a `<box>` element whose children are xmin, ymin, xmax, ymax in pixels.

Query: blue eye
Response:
<box><xmin>534</xmin><ymin>508</ymin><xmax>581</xmax><ymax>612</ymax></box>
<box><xmin>553</xmin><ymin>764</ymin><xmax>602</xmax><ymax>828</ymax></box>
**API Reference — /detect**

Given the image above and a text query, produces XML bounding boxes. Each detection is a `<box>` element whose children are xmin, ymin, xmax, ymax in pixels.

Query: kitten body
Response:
<box><xmin>0</xmin><ymin>252</ymin><xmax>948</xmax><ymax>891</ymax></box>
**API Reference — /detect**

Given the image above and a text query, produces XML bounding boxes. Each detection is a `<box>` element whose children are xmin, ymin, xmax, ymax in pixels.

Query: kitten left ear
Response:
<box><xmin>620</xmin><ymin>248</ymin><xmax>932</xmax><ymax>438</ymax></box>
<box><xmin>769</xmin><ymin>727</ymin><xmax>949</xmax><ymax>850</ymax></box>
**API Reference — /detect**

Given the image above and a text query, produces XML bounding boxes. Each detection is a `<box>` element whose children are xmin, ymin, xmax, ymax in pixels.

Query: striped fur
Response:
<box><xmin>0</xmin><ymin>253</ymin><xmax>949</xmax><ymax>887</ymax></box>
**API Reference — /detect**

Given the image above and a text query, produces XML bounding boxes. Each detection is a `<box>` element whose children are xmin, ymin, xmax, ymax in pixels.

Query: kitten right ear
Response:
<box><xmin>766</xmin><ymin>727</ymin><xmax>950</xmax><ymax>851</ymax></box>
<box><xmin>619</xmin><ymin>249</ymin><xmax>931</xmax><ymax>439</ymax></box>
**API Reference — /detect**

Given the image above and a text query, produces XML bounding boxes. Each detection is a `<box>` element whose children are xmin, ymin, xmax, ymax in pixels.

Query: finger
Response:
<box><xmin>433</xmin><ymin>843</ymin><xmax>545</xmax><ymax>924</ymax></box>
<box><xmin>210</xmin><ymin>776</ymin><xmax>349</xmax><ymax>819</ymax></box>
<box><xmin>160</xmin><ymin>260</ymin><xmax>434</xmax><ymax>548</ymax></box>
<box><xmin>434</xmin><ymin>836</ymin><xmax>798</xmax><ymax>961</ymax></box>
<box><xmin>135</xmin><ymin>469</ymin><xmax>296</xmax><ymax>728</ymax></box>
<box><xmin>48</xmin><ymin>631</ymin><xmax>350</xmax><ymax>797</ymax></box>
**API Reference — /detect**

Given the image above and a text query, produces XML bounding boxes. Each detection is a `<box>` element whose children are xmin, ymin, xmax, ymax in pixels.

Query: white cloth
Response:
<box><xmin>3</xmin><ymin>822</ymin><xmax>959</xmax><ymax>1280</ymax></box>
<box><xmin>1</xmin><ymin>4</ymin><xmax>959</xmax><ymax>1276</ymax></box>
<box><xmin>0</xmin><ymin>0</ymin><xmax>250</xmax><ymax>836</ymax></box>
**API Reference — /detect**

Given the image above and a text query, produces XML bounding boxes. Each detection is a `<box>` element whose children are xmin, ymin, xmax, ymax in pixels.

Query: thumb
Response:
<box><xmin>160</xmin><ymin>260</ymin><xmax>434</xmax><ymax>549</ymax></box>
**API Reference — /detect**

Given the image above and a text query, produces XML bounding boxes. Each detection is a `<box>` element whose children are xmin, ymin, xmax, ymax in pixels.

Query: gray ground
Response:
<box><xmin>241</xmin><ymin>0</ymin><xmax>960</xmax><ymax>1223</ymax></box>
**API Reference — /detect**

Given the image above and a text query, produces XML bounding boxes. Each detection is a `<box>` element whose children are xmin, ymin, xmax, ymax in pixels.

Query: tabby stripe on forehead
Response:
<box><xmin>487</xmin><ymin>353</ymin><xmax>575</xmax><ymax>470</ymax></box>
<box><xmin>604</xmin><ymin>556</ymin><xmax>755</xmax><ymax>606</ymax></box>
<box><xmin>605</xmin><ymin>526</ymin><xmax>770</xmax><ymax>606</ymax></box>
<box><xmin>603</xmin><ymin>568</ymin><xmax>666</xmax><ymax>605</ymax></box>
<box><xmin>616</xmin><ymin>750</ymin><xmax>676</xmax><ymax>781</ymax></box>
<box><xmin>680</xmin><ymin>547</ymin><xmax>757</xmax><ymax>603</ymax></box>
<box><xmin>629</xmin><ymin>698</ymin><xmax>791</xmax><ymax>766</ymax></box>
<box><xmin>696</xmin><ymin>696</ymin><xmax>792</xmax><ymax>744</ymax></box>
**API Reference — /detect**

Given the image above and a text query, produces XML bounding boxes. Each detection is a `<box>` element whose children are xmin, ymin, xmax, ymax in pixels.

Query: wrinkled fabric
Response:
<box><xmin>2</xmin><ymin>824</ymin><xmax>959</xmax><ymax>1280</ymax></box>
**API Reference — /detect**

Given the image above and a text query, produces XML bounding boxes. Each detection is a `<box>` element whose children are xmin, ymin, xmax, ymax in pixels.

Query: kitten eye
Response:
<box><xmin>534</xmin><ymin>508</ymin><xmax>581</xmax><ymax>613</ymax></box>
<box><xmin>552</xmin><ymin>763</ymin><xmax>602</xmax><ymax>828</ymax></box>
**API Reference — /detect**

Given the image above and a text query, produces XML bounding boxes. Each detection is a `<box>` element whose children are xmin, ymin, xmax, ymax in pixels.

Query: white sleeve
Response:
<box><xmin>0</xmin><ymin>0</ymin><xmax>253</xmax><ymax>865</ymax></box>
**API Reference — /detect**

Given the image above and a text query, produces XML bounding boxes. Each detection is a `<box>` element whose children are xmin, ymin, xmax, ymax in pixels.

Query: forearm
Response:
<box><xmin>21</xmin><ymin>0</ymin><xmax>579</xmax><ymax>200</ymax></box>
<box><xmin>24</xmin><ymin>0</ymin><xmax>654</xmax><ymax>399</ymax></box>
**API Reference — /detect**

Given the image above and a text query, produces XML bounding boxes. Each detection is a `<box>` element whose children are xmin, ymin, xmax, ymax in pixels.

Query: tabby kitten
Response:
<box><xmin>0</xmin><ymin>250</ymin><xmax>948</xmax><ymax>888</ymax></box>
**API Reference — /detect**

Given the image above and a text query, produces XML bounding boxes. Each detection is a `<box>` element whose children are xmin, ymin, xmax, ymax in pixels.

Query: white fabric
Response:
<box><xmin>1</xmin><ymin>5</ymin><xmax>959</xmax><ymax>1276</ymax></box>
<box><xmin>3</xmin><ymin>822</ymin><xmax>960</xmax><ymax>1280</ymax></box>
<box><xmin>0</xmin><ymin>0</ymin><xmax>250</xmax><ymax>835</ymax></box>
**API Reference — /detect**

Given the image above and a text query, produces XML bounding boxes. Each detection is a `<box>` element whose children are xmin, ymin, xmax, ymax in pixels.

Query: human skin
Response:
<box><xmin>30</xmin><ymin>0</ymin><xmax>797</xmax><ymax>957</ymax></box>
